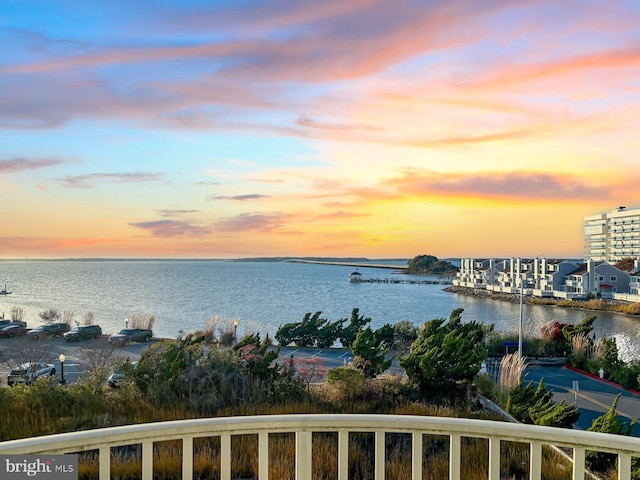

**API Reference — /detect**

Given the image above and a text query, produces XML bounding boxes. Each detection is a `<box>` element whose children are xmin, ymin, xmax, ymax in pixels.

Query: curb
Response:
<box><xmin>565</xmin><ymin>365</ymin><xmax>640</xmax><ymax>396</ymax></box>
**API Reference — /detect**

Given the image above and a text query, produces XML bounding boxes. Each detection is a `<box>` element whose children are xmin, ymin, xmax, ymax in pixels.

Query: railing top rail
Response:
<box><xmin>1</xmin><ymin>414</ymin><xmax>640</xmax><ymax>455</ymax></box>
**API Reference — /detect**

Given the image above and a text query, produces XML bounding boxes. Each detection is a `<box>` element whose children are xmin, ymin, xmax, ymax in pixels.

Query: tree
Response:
<box><xmin>351</xmin><ymin>325</ymin><xmax>393</xmax><ymax>378</ymax></box>
<box><xmin>506</xmin><ymin>379</ymin><xmax>579</xmax><ymax>428</ymax></box>
<box><xmin>77</xmin><ymin>344</ymin><xmax>124</xmax><ymax>391</ymax></box>
<box><xmin>337</xmin><ymin>308</ymin><xmax>371</xmax><ymax>348</ymax></box>
<box><xmin>275</xmin><ymin>311</ymin><xmax>341</xmax><ymax>347</ymax></box>
<box><xmin>586</xmin><ymin>394</ymin><xmax>636</xmax><ymax>472</ymax></box>
<box><xmin>10</xmin><ymin>306</ymin><xmax>25</xmax><ymax>322</ymax></box>
<box><xmin>614</xmin><ymin>257</ymin><xmax>637</xmax><ymax>273</ymax></box>
<box><xmin>294</xmin><ymin>357</ymin><xmax>328</xmax><ymax>392</ymax></box>
<box><xmin>38</xmin><ymin>309</ymin><xmax>61</xmax><ymax>324</ymax></box>
<box><xmin>405</xmin><ymin>255</ymin><xmax>458</xmax><ymax>275</ymax></box>
<box><xmin>400</xmin><ymin>309</ymin><xmax>486</xmax><ymax>393</ymax></box>
<box><xmin>393</xmin><ymin>320</ymin><xmax>418</xmax><ymax>353</ymax></box>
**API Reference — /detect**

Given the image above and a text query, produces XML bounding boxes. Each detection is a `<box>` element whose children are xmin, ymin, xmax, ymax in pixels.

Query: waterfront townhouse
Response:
<box><xmin>454</xmin><ymin>257</ymin><xmax>631</xmax><ymax>300</ymax></box>
<box><xmin>453</xmin><ymin>258</ymin><xmax>506</xmax><ymax>289</ymax></box>
<box><xmin>614</xmin><ymin>259</ymin><xmax>640</xmax><ymax>302</ymax></box>
<box><xmin>486</xmin><ymin>258</ymin><xmax>535</xmax><ymax>294</ymax></box>
<box><xmin>557</xmin><ymin>260</ymin><xmax>629</xmax><ymax>299</ymax></box>
<box><xmin>530</xmin><ymin>258</ymin><xmax>581</xmax><ymax>297</ymax></box>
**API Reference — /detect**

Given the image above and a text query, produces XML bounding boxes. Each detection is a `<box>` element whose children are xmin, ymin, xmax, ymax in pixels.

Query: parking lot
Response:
<box><xmin>0</xmin><ymin>335</ymin><xmax>148</xmax><ymax>386</ymax></box>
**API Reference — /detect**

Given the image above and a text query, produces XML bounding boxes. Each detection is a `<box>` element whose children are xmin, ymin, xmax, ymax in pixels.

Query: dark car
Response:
<box><xmin>63</xmin><ymin>325</ymin><xmax>102</xmax><ymax>342</ymax></box>
<box><xmin>27</xmin><ymin>323</ymin><xmax>69</xmax><ymax>340</ymax></box>
<box><xmin>108</xmin><ymin>328</ymin><xmax>152</xmax><ymax>346</ymax></box>
<box><xmin>0</xmin><ymin>325</ymin><xmax>32</xmax><ymax>338</ymax></box>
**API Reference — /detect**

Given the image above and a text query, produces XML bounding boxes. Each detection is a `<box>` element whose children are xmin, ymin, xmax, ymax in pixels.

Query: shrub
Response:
<box><xmin>325</xmin><ymin>367</ymin><xmax>366</xmax><ymax>402</ymax></box>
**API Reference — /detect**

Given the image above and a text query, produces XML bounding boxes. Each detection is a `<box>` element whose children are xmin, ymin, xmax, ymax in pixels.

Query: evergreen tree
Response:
<box><xmin>351</xmin><ymin>325</ymin><xmax>393</xmax><ymax>378</ymax></box>
<box><xmin>338</xmin><ymin>308</ymin><xmax>372</xmax><ymax>348</ymax></box>
<box><xmin>506</xmin><ymin>379</ymin><xmax>579</xmax><ymax>428</ymax></box>
<box><xmin>400</xmin><ymin>309</ymin><xmax>486</xmax><ymax>393</ymax></box>
<box><xmin>586</xmin><ymin>394</ymin><xmax>637</xmax><ymax>472</ymax></box>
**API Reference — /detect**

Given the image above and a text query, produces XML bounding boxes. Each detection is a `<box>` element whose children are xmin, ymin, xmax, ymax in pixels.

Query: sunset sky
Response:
<box><xmin>1</xmin><ymin>0</ymin><xmax>639</xmax><ymax>259</ymax></box>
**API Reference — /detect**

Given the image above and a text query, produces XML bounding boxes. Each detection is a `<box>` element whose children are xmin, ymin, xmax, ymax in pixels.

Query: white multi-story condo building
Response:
<box><xmin>584</xmin><ymin>206</ymin><xmax>640</xmax><ymax>262</ymax></box>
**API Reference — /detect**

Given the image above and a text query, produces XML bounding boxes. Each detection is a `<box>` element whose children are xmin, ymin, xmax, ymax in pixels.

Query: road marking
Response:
<box><xmin>574</xmin><ymin>390</ymin><xmax>636</xmax><ymax>421</ymax></box>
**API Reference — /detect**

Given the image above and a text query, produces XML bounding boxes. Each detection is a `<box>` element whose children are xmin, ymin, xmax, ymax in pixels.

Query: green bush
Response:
<box><xmin>401</xmin><ymin>309</ymin><xmax>487</xmax><ymax>393</ymax></box>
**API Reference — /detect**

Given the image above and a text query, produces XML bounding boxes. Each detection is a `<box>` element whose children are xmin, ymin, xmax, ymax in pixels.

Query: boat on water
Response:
<box><xmin>0</xmin><ymin>284</ymin><xmax>11</xmax><ymax>295</ymax></box>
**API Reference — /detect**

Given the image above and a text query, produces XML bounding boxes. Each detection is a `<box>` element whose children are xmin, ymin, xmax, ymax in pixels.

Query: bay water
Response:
<box><xmin>1</xmin><ymin>259</ymin><xmax>639</xmax><ymax>360</ymax></box>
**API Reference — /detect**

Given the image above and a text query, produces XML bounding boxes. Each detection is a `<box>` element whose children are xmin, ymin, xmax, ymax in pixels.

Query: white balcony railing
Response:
<box><xmin>1</xmin><ymin>414</ymin><xmax>640</xmax><ymax>480</ymax></box>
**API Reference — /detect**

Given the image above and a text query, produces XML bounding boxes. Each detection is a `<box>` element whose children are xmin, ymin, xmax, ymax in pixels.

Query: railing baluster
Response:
<box><xmin>573</xmin><ymin>446</ymin><xmax>585</xmax><ymax>480</ymax></box>
<box><xmin>412</xmin><ymin>432</ymin><xmax>422</xmax><ymax>480</ymax></box>
<box><xmin>450</xmin><ymin>433</ymin><xmax>461</xmax><ymax>480</ymax></box>
<box><xmin>142</xmin><ymin>440</ymin><xmax>153</xmax><ymax>480</ymax></box>
<box><xmin>488</xmin><ymin>437</ymin><xmax>500</xmax><ymax>480</ymax></box>
<box><xmin>375</xmin><ymin>430</ymin><xmax>385</xmax><ymax>480</ymax></box>
<box><xmin>182</xmin><ymin>434</ymin><xmax>193</xmax><ymax>480</ymax></box>
<box><xmin>338</xmin><ymin>430</ymin><xmax>348</xmax><ymax>480</ymax></box>
<box><xmin>99</xmin><ymin>446</ymin><xmax>110</xmax><ymax>480</ymax></box>
<box><xmin>221</xmin><ymin>432</ymin><xmax>231</xmax><ymax>480</ymax></box>
<box><xmin>530</xmin><ymin>441</ymin><xmax>542</xmax><ymax>480</ymax></box>
<box><xmin>296</xmin><ymin>431</ymin><xmax>312</xmax><ymax>480</ymax></box>
<box><xmin>259</xmin><ymin>431</ymin><xmax>269</xmax><ymax>480</ymax></box>
<box><xmin>619</xmin><ymin>452</ymin><xmax>632</xmax><ymax>480</ymax></box>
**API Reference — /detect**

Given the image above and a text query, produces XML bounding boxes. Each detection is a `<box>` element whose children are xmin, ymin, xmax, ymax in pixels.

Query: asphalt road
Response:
<box><xmin>524</xmin><ymin>364</ymin><xmax>640</xmax><ymax>435</ymax></box>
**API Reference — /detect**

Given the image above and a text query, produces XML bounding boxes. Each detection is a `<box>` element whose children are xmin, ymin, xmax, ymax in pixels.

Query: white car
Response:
<box><xmin>7</xmin><ymin>362</ymin><xmax>56</xmax><ymax>386</ymax></box>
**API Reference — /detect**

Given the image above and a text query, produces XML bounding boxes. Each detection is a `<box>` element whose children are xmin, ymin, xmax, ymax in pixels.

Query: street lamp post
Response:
<box><xmin>59</xmin><ymin>354</ymin><xmax>66</xmax><ymax>385</ymax></box>
<box><xmin>125</xmin><ymin>318</ymin><xmax>129</xmax><ymax>328</ymax></box>
<box><xmin>233</xmin><ymin>319</ymin><xmax>239</xmax><ymax>341</ymax></box>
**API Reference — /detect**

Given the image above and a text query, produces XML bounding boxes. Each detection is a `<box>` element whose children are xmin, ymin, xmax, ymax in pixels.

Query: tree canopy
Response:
<box><xmin>405</xmin><ymin>255</ymin><xmax>458</xmax><ymax>275</ymax></box>
<box><xmin>400</xmin><ymin>308</ymin><xmax>486</xmax><ymax>393</ymax></box>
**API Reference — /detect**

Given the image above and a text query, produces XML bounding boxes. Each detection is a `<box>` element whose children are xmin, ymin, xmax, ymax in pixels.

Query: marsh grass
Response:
<box><xmin>528</xmin><ymin>297</ymin><xmax>640</xmax><ymax>316</ymax></box>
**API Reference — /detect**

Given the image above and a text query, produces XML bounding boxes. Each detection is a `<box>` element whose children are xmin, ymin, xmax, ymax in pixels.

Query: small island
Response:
<box><xmin>404</xmin><ymin>254</ymin><xmax>459</xmax><ymax>276</ymax></box>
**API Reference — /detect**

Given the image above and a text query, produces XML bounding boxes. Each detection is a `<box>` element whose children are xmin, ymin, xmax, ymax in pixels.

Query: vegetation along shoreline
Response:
<box><xmin>444</xmin><ymin>285</ymin><xmax>640</xmax><ymax>316</ymax></box>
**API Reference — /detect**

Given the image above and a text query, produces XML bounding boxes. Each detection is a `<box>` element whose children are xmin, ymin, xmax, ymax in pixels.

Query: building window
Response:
<box><xmin>610</xmin><ymin>276</ymin><xmax>617</xmax><ymax>282</ymax></box>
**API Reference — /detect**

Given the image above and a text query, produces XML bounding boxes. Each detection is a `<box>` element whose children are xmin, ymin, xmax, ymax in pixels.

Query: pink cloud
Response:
<box><xmin>213</xmin><ymin>213</ymin><xmax>289</xmax><ymax>233</ymax></box>
<box><xmin>128</xmin><ymin>220</ymin><xmax>211</xmax><ymax>238</ymax></box>
<box><xmin>381</xmin><ymin>169</ymin><xmax>612</xmax><ymax>202</ymax></box>
<box><xmin>0</xmin><ymin>157</ymin><xmax>65</xmax><ymax>173</ymax></box>
<box><xmin>58</xmin><ymin>172</ymin><xmax>165</xmax><ymax>188</ymax></box>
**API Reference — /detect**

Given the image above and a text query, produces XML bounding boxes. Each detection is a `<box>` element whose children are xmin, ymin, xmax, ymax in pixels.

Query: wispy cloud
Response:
<box><xmin>157</xmin><ymin>209</ymin><xmax>200</xmax><ymax>217</ymax></box>
<box><xmin>58</xmin><ymin>172</ymin><xmax>165</xmax><ymax>188</ymax></box>
<box><xmin>382</xmin><ymin>169</ymin><xmax>609</xmax><ymax>201</ymax></box>
<box><xmin>0</xmin><ymin>157</ymin><xmax>66</xmax><ymax>173</ymax></box>
<box><xmin>213</xmin><ymin>213</ymin><xmax>289</xmax><ymax>233</ymax></box>
<box><xmin>128</xmin><ymin>220</ymin><xmax>211</xmax><ymax>238</ymax></box>
<box><xmin>208</xmin><ymin>194</ymin><xmax>271</xmax><ymax>201</ymax></box>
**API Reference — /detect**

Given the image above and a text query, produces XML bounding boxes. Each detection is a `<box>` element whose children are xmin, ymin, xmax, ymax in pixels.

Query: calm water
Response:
<box><xmin>1</xmin><ymin>259</ymin><xmax>640</xmax><ymax>359</ymax></box>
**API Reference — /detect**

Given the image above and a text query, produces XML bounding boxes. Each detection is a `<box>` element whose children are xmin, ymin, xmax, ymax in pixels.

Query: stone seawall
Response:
<box><xmin>444</xmin><ymin>286</ymin><xmax>523</xmax><ymax>304</ymax></box>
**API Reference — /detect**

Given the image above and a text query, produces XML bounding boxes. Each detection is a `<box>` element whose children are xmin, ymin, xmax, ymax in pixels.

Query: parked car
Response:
<box><xmin>108</xmin><ymin>328</ymin><xmax>152</xmax><ymax>346</ymax></box>
<box><xmin>7</xmin><ymin>362</ymin><xmax>56</xmax><ymax>386</ymax></box>
<box><xmin>0</xmin><ymin>325</ymin><xmax>32</xmax><ymax>338</ymax></box>
<box><xmin>63</xmin><ymin>325</ymin><xmax>102</xmax><ymax>342</ymax></box>
<box><xmin>0</xmin><ymin>319</ymin><xmax>27</xmax><ymax>329</ymax></box>
<box><xmin>27</xmin><ymin>323</ymin><xmax>69</xmax><ymax>340</ymax></box>
<box><xmin>107</xmin><ymin>361</ymin><xmax>138</xmax><ymax>388</ymax></box>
